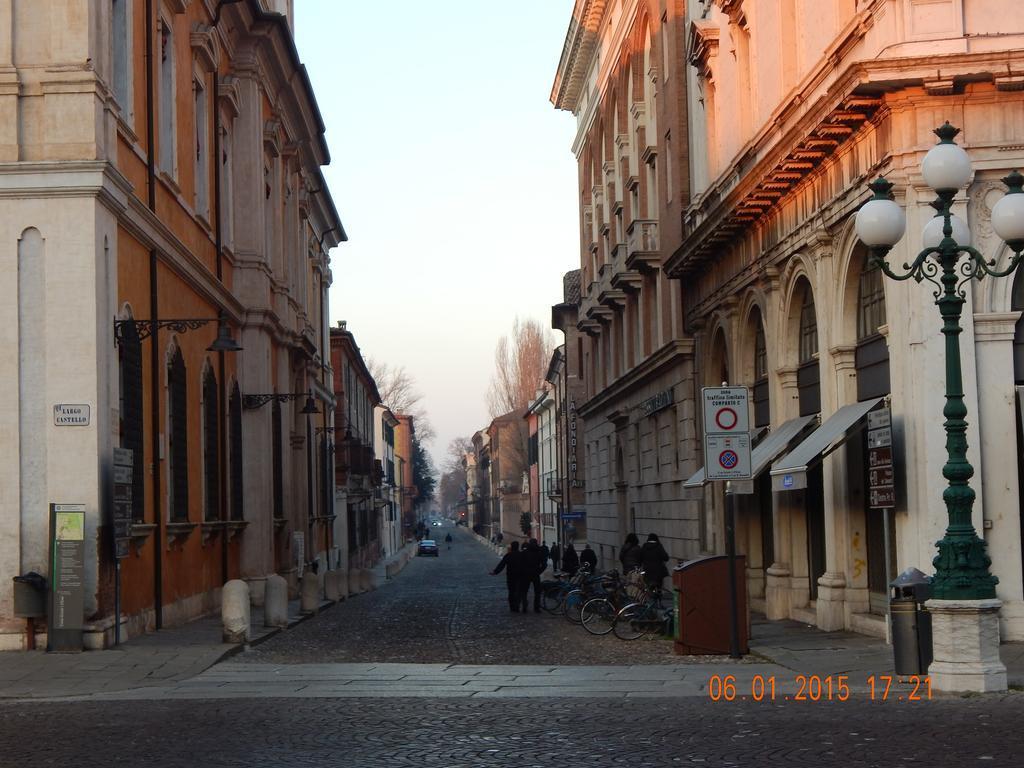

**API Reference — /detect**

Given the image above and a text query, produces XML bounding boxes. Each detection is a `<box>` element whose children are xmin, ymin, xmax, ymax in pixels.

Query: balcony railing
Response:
<box><xmin>545</xmin><ymin>475</ymin><xmax>563</xmax><ymax>500</ymax></box>
<box><xmin>626</xmin><ymin>219</ymin><xmax>660</xmax><ymax>272</ymax></box>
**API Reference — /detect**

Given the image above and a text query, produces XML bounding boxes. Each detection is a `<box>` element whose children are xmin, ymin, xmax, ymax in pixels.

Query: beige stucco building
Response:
<box><xmin>552</xmin><ymin>1</ymin><xmax>705</xmax><ymax>570</ymax></box>
<box><xmin>669</xmin><ymin>0</ymin><xmax>1024</xmax><ymax>640</ymax></box>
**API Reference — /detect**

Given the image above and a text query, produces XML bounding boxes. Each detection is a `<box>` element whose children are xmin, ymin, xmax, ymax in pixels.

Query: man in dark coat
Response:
<box><xmin>491</xmin><ymin>541</ymin><xmax>523</xmax><ymax>611</ymax></box>
<box><xmin>619</xmin><ymin>533</ymin><xmax>642</xmax><ymax>573</ymax></box>
<box><xmin>519</xmin><ymin>539</ymin><xmax>545</xmax><ymax>613</ymax></box>
<box><xmin>580</xmin><ymin>543</ymin><xmax>598</xmax><ymax>572</ymax></box>
<box><xmin>540</xmin><ymin>541</ymin><xmax>550</xmax><ymax>572</ymax></box>
<box><xmin>562</xmin><ymin>543</ymin><xmax>580</xmax><ymax>576</ymax></box>
<box><xmin>640</xmin><ymin>533</ymin><xmax>669</xmax><ymax>590</ymax></box>
<box><xmin>549</xmin><ymin>542</ymin><xmax>561</xmax><ymax>573</ymax></box>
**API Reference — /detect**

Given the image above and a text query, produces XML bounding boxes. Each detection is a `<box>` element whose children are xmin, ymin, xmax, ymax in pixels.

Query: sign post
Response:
<box><xmin>866</xmin><ymin>406</ymin><xmax>896</xmax><ymax>601</ymax></box>
<box><xmin>48</xmin><ymin>503</ymin><xmax>86</xmax><ymax>653</ymax></box>
<box><xmin>701</xmin><ymin>386</ymin><xmax>752</xmax><ymax>660</ymax></box>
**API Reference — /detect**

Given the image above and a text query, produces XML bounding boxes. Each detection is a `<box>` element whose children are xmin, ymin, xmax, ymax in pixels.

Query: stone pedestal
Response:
<box><xmin>263</xmin><ymin>574</ymin><xmax>288</xmax><ymax>628</ymax></box>
<box><xmin>926</xmin><ymin>598</ymin><xmax>1007</xmax><ymax>692</ymax></box>
<box><xmin>324</xmin><ymin>570</ymin><xmax>343</xmax><ymax>601</ymax></box>
<box><xmin>765</xmin><ymin>565</ymin><xmax>792</xmax><ymax>620</ymax></box>
<box><xmin>300</xmin><ymin>572</ymin><xmax>321</xmax><ymax>614</ymax></box>
<box><xmin>221</xmin><ymin>580</ymin><xmax>251</xmax><ymax>643</ymax></box>
<box><xmin>816</xmin><ymin>572</ymin><xmax>847</xmax><ymax>631</ymax></box>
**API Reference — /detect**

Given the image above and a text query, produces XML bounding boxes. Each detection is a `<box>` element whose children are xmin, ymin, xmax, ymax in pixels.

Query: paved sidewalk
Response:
<box><xmin>0</xmin><ymin>542</ymin><xmax>419</xmax><ymax>700</ymax></box>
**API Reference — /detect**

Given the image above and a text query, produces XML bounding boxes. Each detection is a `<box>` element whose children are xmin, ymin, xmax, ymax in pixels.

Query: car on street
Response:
<box><xmin>417</xmin><ymin>540</ymin><xmax>439</xmax><ymax>557</ymax></box>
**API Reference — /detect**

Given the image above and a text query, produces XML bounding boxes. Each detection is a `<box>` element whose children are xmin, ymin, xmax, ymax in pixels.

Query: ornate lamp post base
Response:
<box><xmin>926</xmin><ymin>599</ymin><xmax>1007</xmax><ymax>692</ymax></box>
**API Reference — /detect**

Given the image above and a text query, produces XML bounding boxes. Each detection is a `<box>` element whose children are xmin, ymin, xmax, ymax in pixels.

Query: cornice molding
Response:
<box><xmin>551</xmin><ymin>0</ymin><xmax>608</xmax><ymax>111</ymax></box>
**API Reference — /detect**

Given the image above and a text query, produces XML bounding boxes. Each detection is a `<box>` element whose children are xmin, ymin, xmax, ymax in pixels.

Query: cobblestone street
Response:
<box><xmin>2</xmin><ymin>695</ymin><xmax>1023</xmax><ymax>767</ymax></box>
<box><xmin>242</xmin><ymin>526</ymin><xmax>681</xmax><ymax>666</ymax></box>
<box><xmin>2</xmin><ymin>527</ymin><xmax>1022</xmax><ymax>766</ymax></box>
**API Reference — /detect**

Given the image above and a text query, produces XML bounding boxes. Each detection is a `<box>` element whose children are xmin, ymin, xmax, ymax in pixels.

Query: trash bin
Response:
<box><xmin>890</xmin><ymin>567</ymin><xmax>933</xmax><ymax>676</ymax></box>
<box><xmin>673</xmin><ymin>554</ymin><xmax>748</xmax><ymax>655</ymax></box>
<box><xmin>12</xmin><ymin>572</ymin><xmax>47</xmax><ymax>618</ymax></box>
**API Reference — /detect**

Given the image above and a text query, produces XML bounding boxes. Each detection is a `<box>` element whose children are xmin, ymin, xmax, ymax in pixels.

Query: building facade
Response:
<box><xmin>0</xmin><ymin>0</ymin><xmax>342</xmax><ymax>649</ymax></box>
<box><xmin>487</xmin><ymin>411</ymin><xmax>530</xmax><ymax>543</ymax></box>
<box><xmin>393</xmin><ymin>414</ymin><xmax>417</xmax><ymax>538</ymax></box>
<box><xmin>374</xmin><ymin>405</ymin><xmax>401</xmax><ymax>558</ymax></box>
<box><xmin>666</xmin><ymin>0</ymin><xmax>1024</xmax><ymax>640</ymax></box>
<box><xmin>552</xmin><ymin>0</ymin><xmax>702</xmax><ymax>571</ymax></box>
<box><xmin>329</xmin><ymin>322</ymin><xmax>382</xmax><ymax>574</ymax></box>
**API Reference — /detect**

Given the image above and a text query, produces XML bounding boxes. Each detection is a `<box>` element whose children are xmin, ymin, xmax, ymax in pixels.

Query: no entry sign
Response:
<box><xmin>702</xmin><ymin>386</ymin><xmax>752</xmax><ymax>481</ymax></box>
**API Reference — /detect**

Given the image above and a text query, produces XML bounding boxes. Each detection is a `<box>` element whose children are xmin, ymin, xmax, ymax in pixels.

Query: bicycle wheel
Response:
<box><xmin>563</xmin><ymin>589</ymin><xmax>586</xmax><ymax>624</ymax></box>
<box><xmin>581</xmin><ymin>597</ymin><xmax>616</xmax><ymax>635</ymax></box>
<box><xmin>542</xmin><ymin>585</ymin><xmax>567</xmax><ymax>615</ymax></box>
<box><xmin>613</xmin><ymin>602</ymin><xmax>647</xmax><ymax>641</ymax></box>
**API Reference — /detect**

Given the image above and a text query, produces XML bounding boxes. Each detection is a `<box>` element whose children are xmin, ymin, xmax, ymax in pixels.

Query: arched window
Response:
<box><xmin>168</xmin><ymin>347</ymin><xmax>189</xmax><ymax>521</ymax></box>
<box><xmin>229</xmin><ymin>382</ymin><xmax>244</xmax><ymax>521</ymax></box>
<box><xmin>202</xmin><ymin>367</ymin><xmax>219</xmax><ymax>522</ymax></box>
<box><xmin>119</xmin><ymin>317</ymin><xmax>145</xmax><ymax>521</ymax></box>
<box><xmin>797</xmin><ymin>284</ymin><xmax>820</xmax><ymax>416</ymax></box>
<box><xmin>753</xmin><ymin>310</ymin><xmax>769</xmax><ymax>427</ymax></box>
<box><xmin>856</xmin><ymin>252</ymin><xmax>891</xmax><ymax>400</ymax></box>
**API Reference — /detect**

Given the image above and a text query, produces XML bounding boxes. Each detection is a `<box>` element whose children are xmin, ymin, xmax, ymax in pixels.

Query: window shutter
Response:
<box><xmin>203</xmin><ymin>369</ymin><xmax>219</xmax><ymax>522</ymax></box>
<box><xmin>170</xmin><ymin>349</ymin><xmax>189</xmax><ymax>521</ymax></box>
<box><xmin>230</xmin><ymin>382</ymin><xmax>244</xmax><ymax>520</ymax></box>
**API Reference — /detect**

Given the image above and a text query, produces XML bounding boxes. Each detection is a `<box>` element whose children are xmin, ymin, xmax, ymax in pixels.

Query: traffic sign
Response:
<box><xmin>705</xmin><ymin>434</ymin><xmax>752</xmax><ymax>480</ymax></box>
<box><xmin>702</xmin><ymin>387</ymin><xmax>752</xmax><ymax>481</ymax></box>
<box><xmin>702</xmin><ymin>387</ymin><xmax>750</xmax><ymax>435</ymax></box>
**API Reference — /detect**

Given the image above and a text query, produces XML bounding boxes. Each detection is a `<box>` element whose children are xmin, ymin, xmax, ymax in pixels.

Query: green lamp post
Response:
<box><xmin>855</xmin><ymin>123</ymin><xmax>1024</xmax><ymax>600</ymax></box>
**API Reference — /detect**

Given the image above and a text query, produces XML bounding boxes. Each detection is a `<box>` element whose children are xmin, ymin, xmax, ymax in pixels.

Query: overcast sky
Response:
<box><xmin>294</xmin><ymin>0</ymin><xmax>581</xmax><ymax>472</ymax></box>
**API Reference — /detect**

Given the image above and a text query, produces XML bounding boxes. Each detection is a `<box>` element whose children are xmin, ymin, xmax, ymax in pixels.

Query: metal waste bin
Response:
<box><xmin>12</xmin><ymin>572</ymin><xmax>47</xmax><ymax>618</ymax></box>
<box><xmin>890</xmin><ymin>567</ymin><xmax>933</xmax><ymax>676</ymax></box>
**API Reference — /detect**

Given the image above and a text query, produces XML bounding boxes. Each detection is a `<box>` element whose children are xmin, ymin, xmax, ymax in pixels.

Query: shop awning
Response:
<box><xmin>770</xmin><ymin>397</ymin><xmax>885</xmax><ymax>492</ymax></box>
<box><xmin>683</xmin><ymin>415</ymin><xmax>817</xmax><ymax>489</ymax></box>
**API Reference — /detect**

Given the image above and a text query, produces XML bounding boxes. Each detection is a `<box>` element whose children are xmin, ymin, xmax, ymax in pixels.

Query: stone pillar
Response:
<box><xmin>222</xmin><ymin>580</ymin><xmax>251</xmax><ymax>643</ymax></box>
<box><xmin>926</xmin><ymin>599</ymin><xmax>1007</xmax><ymax>692</ymax></box>
<box><xmin>263</xmin><ymin>574</ymin><xmax>288</xmax><ymax>628</ymax></box>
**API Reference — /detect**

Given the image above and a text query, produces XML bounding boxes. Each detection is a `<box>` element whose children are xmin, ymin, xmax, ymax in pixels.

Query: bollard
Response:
<box><xmin>264</xmin><ymin>574</ymin><xmax>288</xmax><ymax>628</ymax></box>
<box><xmin>349</xmin><ymin>570</ymin><xmax>364</xmax><ymax>594</ymax></box>
<box><xmin>324</xmin><ymin>570</ymin><xmax>342</xmax><ymax>601</ymax></box>
<box><xmin>222</xmin><ymin>580</ymin><xmax>251</xmax><ymax>643</ymax></box>
<box><xmin>300</xmin><ymin>571</ymin><xmax>320</xmax><ymax>614</ymax></box>
<box><xmin>361</xmin><ymin>569</ymin><xmax>377</xmax><ymax>592</ymax></box>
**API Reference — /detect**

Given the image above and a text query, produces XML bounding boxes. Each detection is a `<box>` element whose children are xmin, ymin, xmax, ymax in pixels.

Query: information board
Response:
<box><xmin>867</xmin><ymin>407</ymin><xmax>896</xmax><ymax>510</ymax></box>
<box><xmin>49</xmin><ymin>503</ymin><xmax>85</xmax><ymax>652</ymax></box>
<box><xmin>112</xmin><ymin>448</ymin><xmax>134</xmax><ymax>559</ymax></box>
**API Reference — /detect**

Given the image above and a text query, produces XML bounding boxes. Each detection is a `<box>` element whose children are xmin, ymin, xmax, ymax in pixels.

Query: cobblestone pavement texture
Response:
<box><xmin>1</xmin><ymin>694</ymin><xmax>1021</xmax><ymax>767</ymax></box>
<box><xmin>242</xmin><ymin>526</ymin><xmax>687</xmax><ymax>666</ymax></box>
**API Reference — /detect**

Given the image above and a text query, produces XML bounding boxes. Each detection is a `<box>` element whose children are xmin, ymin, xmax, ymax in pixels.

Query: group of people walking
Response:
<box><xmin>490</xmin><ymin>532</ymin><xmax>671</xmax><ymax>612</ymax></box>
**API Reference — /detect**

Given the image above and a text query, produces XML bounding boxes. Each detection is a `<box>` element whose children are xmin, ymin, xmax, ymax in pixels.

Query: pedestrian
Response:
<box><xmin>549</xmin><ymin>541</ymin><xmax>561</xmax><ymax>573</ymax></box>
<box><xmin>580</xmin><ymin>543</ymin><xmax>597</xmax><ymax>572</ymax></box>
<box><xmin>444</xmin><ymin>532</ymin><xmax>453</xmax><ymax>550</ymax></box>
<box><xmin>562</xmin><ymin>542</ymin><xmax>579</xmax><ymax>577</ymax></box>
<box><xmin>520</xmin><ymin>539</ymin><xmax>545</xmax><ymax>613</ymax></box>
<box><xmin>491</xmin><ymin>541</ymin><xmax>523</xmax><ymax>612</ymax></box>
<box><xmin>640</xmin><ymin>533</ymin><xmax>669</xmax><ymax>590</ymax></box>
<box><xmin>540</xmin><ymin>540</ymin><xmax>550</xmax><ymax>573</ymax></box>
<box><xmin>619</xmin><ymin>533</ymin><xmax>642</xmax><ymax>573</ymax></box>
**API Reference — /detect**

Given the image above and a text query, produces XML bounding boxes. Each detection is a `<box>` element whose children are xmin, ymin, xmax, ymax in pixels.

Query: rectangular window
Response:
<box><xmin>112</xmin><ymin>0</ymin><xmax>132</xmax><ymax>119</ymax></box>
<box><xmin>194</xmin><ymin>75</ymin><xmax>209</xmax><ymax>219</ymax></box>
<box><xmin>168</xmin><ymin>348</ymin><xmax>189</xmax><ymax>521</ymax></box>
<box><xmin>220</xmin><ymin>123</ymin><xmax>234</xmax><ymax>248</ymax></box>
<box><xmin>158</xmin><ymin>17</ymin><xmax>176</xmax><ymax>176</ymax></box>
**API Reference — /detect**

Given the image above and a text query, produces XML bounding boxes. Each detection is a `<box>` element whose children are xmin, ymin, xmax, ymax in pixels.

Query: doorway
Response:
<box><xmin>806</xmin><ymin>463</ymin><xmax>826</xmax><ymax>600</ymax></box>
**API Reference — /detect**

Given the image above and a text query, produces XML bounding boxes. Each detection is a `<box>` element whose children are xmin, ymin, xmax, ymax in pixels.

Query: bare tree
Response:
<box><xmin>486</xmin><ymin>317</ymin><xmax>555</xmax><ymax>419</ymax></box>
<box><xmin>367</xmin><ymin>359</ymin><xmax>435</xmax><ymax>443</ymax></box>
<box><xmin>443</xmin><ymin>435</ymin><xmax>473</xmax><ymax>473</ymax></box>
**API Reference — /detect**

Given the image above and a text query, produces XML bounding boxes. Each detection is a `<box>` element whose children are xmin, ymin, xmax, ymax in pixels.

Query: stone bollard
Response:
<box><xmin>348</xmin><ymin>570</ymin><xmax>364</xmax><ymax>594</ymax></box>
<box><xmin>264</xmin><ymin>574</ymin><xmax>288</xmax><ymax>628</ymax></box>
<box><xmin>324</xmin><ymin>570</ymin><xmax>342</xmax><ymax>602</ymax></box>
<box><xmin>222</xmin><ymin>580</ymin><xmax>251</xmax><ymax>643</ymax></box>
<box><xmin>361</xmin><ymin>569</ymin><xmax>377</xmax><ymax>592</ymax></box>
<box><xmin>336</xmin><ymin>572</ymin><xmax>349</xmax><ymax>598</ymax></box>
<box><xmin>300</xmin><ymin>571</ymin><xmax>320</xmax><ymax>614</ymax></box>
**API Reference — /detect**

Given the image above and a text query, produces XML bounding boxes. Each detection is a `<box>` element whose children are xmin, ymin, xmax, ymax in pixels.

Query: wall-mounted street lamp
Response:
<box><xmin>114</xmin><ymin>314</ymin><xmax>242</xmax><ymax>352</ymax></box>
<box><xmin>855</xmin><ymin>122</ymin><xmax>1024</xmax><ymax>692</ymax></box>
<box><xmin>242</xmin><ymin>391</ymin><xmax>320</xmax><ymax>413</ymax></box>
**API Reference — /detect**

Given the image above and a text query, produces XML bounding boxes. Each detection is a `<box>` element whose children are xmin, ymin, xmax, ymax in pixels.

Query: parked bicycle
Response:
<box><xmin>612</xmin><ymin>576</ymin><xmax>675</xmax><ymax>641</ymax></box>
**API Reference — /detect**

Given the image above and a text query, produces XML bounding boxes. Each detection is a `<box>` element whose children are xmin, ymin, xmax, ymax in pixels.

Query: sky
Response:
<box><xmin>294</xmin><ymin>1</ymin><xmax>581</xmax><ymax>473</ymax></box>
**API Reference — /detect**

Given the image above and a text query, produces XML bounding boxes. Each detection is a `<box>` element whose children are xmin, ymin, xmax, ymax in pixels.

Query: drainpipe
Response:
<box><xmin>143</xmin><ymin>0</ymin><xmax>165</xmax><ymax>631</ymax></box>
